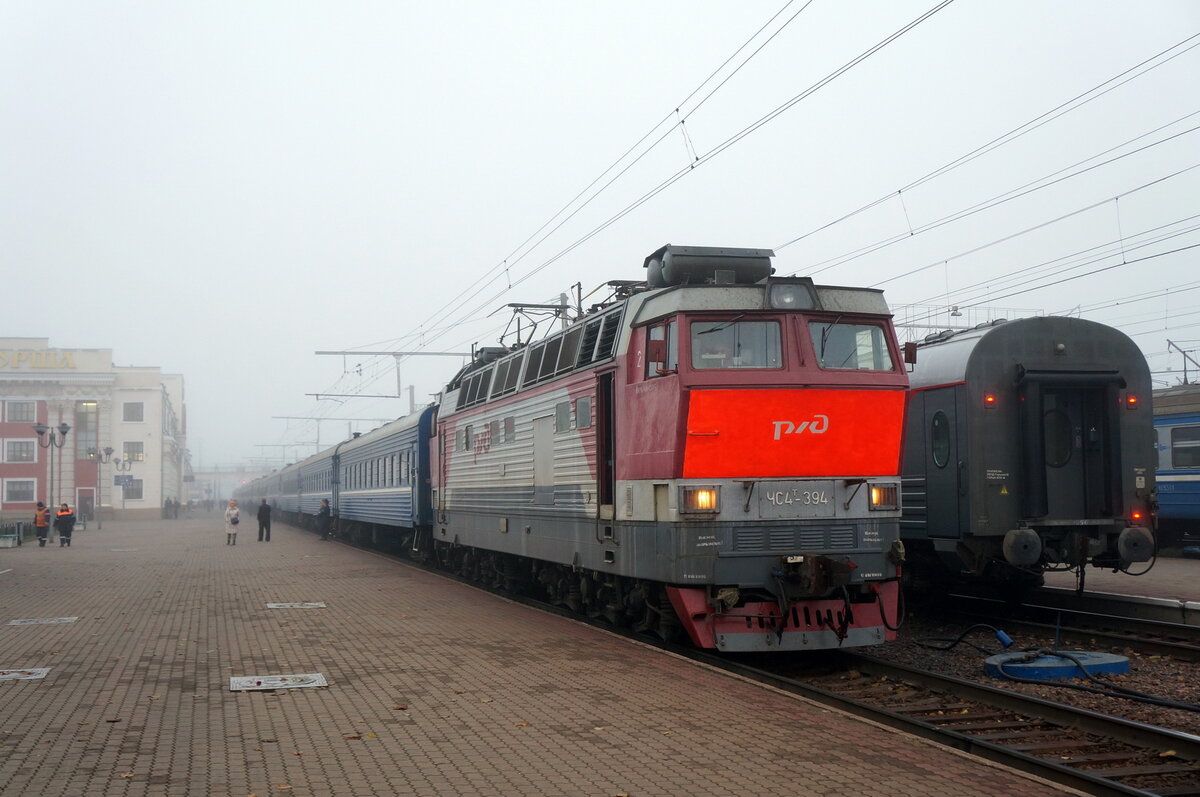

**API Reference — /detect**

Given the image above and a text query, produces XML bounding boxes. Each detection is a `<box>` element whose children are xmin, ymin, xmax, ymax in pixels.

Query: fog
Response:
<box><xmin>3</xmin><ymin>1</ymin><xmax>1197</xmax><ymax>467</ymax></box>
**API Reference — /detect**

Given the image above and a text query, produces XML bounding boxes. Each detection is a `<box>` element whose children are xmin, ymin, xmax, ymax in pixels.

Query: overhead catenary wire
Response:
<box><xmin>773</xmin><ymin>31</ymin><xmax>1200</xmax><ymax>253</ymax></box>
<box><xmin>805</xmin><ymin>118</ymin><xmax>1200</xmax><ymax>280</ymax></box>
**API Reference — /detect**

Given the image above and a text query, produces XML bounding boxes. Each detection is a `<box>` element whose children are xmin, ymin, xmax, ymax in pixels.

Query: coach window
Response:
<box><xmin>555</xmin><ymin>401</ymin><xmax>572</xmax><ymax>433</ymax></box>
<box><xmin>930</xmin><ymin>411</ymin><xmax>950</xmax><ymax>468</ymax></box>
<box><xmin>692</xmin><ymin>320</ymin><xmax>781</xmax><ymax>369</ymax></box>
<box><xmin>503</xmin><ymin>416</ymin><xmax>516</xmax><ymax>443</ymax></box>
<box><xmin>1172</xmin><ymin>426</ymin><xmax>1200</xmax><ymax>468</ymax></box>
<box><xmin>1044</xmin><ymin>409</ymin><xmax>1073</xmax><ymax>468</ymax></box>
<box><xmin>808</xmin><ymin>321</ymin><xmax>895</xmax><ymax>371</ymax></box>
<box><xmin>646</xmin><ymin>320</ymin><xmax>678</xmax><ymax>377</ymax></box>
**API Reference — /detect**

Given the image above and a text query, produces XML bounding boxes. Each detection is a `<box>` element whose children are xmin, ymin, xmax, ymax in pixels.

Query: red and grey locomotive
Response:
<box><xmin>432</xmin><ymin>245</ymin><xmax>908</xmax><ymax>651</ymax></box>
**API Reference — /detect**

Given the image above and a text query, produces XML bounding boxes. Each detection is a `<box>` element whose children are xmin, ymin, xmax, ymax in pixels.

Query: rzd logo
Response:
<box><xmin>772</xmin><ymin>415</ymin><xmax>829</xmax><ymax>440</ymax></box>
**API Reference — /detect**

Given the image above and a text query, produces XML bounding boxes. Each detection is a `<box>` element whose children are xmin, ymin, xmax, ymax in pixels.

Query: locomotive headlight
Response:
<box><xmin>680</xmin><ymin>486</ymin><xmax>720</xmax><ymax>514</ymax></box>
<box><xmin>767</xmin><ymin>281</ymin><xmax>815</xmax><ymax>310</ymax></box>
<box><xmin>868</xmin><ymin>483</ymin><xmax>899</xmax><ymax>510</ymax></box>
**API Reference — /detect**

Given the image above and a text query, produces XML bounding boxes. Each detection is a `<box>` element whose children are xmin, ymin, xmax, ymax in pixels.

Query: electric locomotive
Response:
<box><xmin>900</xmin><ymin>316</ymin><xmax>1156</xmax><ymax>592</ymax></box>
<box><xmin>1154</xmin><ymin>383</ymin><xmax>1200</xmax><ymax>546</ymax></box>
<box><xmin>433</xmin><ymin>244</ymin><xmax>908</xmax><ymax>652</ymax></box>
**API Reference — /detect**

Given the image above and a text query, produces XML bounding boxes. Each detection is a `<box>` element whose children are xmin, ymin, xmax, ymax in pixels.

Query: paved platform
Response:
<box><xmin>1</xmin><ymin>516</ymin><xmax>1076</xmax><ymax>796</ymax></box>
<box><xmin>1042</xmin><ymin>554</ymin><xmax>1200</xmax><ymax>602</ymax></box>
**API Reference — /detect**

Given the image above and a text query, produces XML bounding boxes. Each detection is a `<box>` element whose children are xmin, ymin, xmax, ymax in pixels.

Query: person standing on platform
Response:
<box><xmin>55</xmin><ymin>503</ymin><xmax>76</xmax><ymax>547</ymax></box>
<box><xmin>257</xmin><ymin>498</ymin><xmax>272</xmax><ymax>542</ymax></box>
<box><xmin>316</xmin><ymin>498</ymin><xmax>331</xmax><ymax>540</ymax></box>
<box><xmin>224</xmin><ymin>499</ymin><xmax>240</xmax><ymax>545</ymax></box>
<box><xmin>34</xmin><ymin>502</ymin><xmax>52</xmax><ymax>547</ymax></box>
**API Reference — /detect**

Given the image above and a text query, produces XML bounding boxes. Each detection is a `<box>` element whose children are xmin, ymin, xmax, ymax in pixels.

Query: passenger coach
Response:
<box><xmin>901</xmin><ymin>316</ymin><xmax>1156</xmax><ymax>591</ymax></box>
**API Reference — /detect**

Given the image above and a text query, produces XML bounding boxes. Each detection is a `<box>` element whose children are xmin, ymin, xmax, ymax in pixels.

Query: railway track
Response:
<box><xmin>938</xmin><ymin>587</ymin><xmax>1200</xmax><ymax>662</ymax></box>
<box><xmin>686</xmin><ymin>649</ymin><xmax>1200</xmax><ymax>797</ymax></box>
<box><xmin>341</xmin><ymin>532</ymin><xmax>1200</xmax><ymax>795</ymax></box>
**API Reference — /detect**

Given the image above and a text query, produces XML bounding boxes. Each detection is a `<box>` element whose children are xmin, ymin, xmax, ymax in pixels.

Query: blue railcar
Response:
<box><xmin>332</xmin><ymin>406</ymin><xmax>435</xmax><ymax>548</ymax></box>
<box><xmin>1154</xmin><ymin>384</ymin><xmax>1200</xmax><ymax>544</ymax></box>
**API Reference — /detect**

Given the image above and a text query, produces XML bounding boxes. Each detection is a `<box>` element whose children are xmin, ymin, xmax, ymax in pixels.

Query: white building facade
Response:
<box><xmin>0</xmin><ymin>338</ymin><xmax>191</xmax><ymax>521</ymax></box>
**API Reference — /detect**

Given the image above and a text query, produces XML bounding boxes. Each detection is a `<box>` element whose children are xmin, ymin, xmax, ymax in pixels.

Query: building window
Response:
<box><xmin>5</xmin><ymin>401</ymin><xmax>35</xmax><ymax>423</ymax></box>
<box><xmin>123</xmin><ymin>441</ymin><xmax>145</xmax><ymax>462</ymax></box>
<box><xmin>4</xmin><ymin>479</ymin><xmax>36</xmax><ymax>502</ymax></box>
<box><xmin>124</xmin><ymin>479</ymin><xmax>144</xmax><ymax>500</ymax></box>
<box><xmin>75</xmin><ymin>401</ymin><xmax>99</xmax><ymax>458</ymax></box>
<box><xmin>123</xmin><ymin>402</ymin><xmax>145</xmax><ymax>422</ymax></box>
<box><xmin>4</xmin><ymin>440</ymin><xmax>36</xmax><ymax>463</ymax></box>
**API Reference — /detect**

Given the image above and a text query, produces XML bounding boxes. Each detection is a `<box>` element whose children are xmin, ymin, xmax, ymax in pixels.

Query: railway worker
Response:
<box><xmin>316</xmin><ymin>498</ymin><xmax>331</xmax><ymax>540</ymax></box>
<box><xmin>257</xmin><ymin>498</ymin><xmax>272</xmax><ymax>542</ymax></box>
<box><xmin>33</xmin><ymin>501</ymin><xmax>52</xmax><ymax>547</ymax></box>
<box><xmin>54</xmin><ymin>503</ymin><xmax>76</xmax><ymax>547</ymax></box>
<box><xmin>224</xmin><ymin>499</ymin><xmax>240</xmax><ymax>545</ymax></box>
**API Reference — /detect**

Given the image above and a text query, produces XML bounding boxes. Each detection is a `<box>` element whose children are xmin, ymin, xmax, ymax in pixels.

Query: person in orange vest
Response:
<box><xmin>33</xmin><ymin>502</ymin><xmax>52</xmax><ymax>547</ymax></box>
<box><xmin>54</xmin><ymin>503</ymin><xmax>76</xmax><ymax>547</ymax></box>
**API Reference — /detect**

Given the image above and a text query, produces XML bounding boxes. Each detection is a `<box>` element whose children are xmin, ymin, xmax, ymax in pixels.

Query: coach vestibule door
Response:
<box><xmin>1042</xmin><ymin>387</ymin><xmax>1108</xmax><ymax>518</ymax></box>
<box><xmin>923</xmin><ymin>388</ymin><xmax>964</xmax><ymax>538</ymax></box>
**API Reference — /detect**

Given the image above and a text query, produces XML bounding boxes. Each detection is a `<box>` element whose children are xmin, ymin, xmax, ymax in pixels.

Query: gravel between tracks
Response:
<box><xmin>866</xmin><ymin>614</ymin><xmax>1200</xmax><ymax>738</ymax></box>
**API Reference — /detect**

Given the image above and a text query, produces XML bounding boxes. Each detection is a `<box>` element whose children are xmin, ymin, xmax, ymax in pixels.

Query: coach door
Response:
<box><xmin>1042</xmin><ymin>387</ymin><xmax>1111</xmax><ymax>519</ymax></box>
<box><xmin>923</xmin><ymin>388</ymin><xmax>964</xmax><ymax>538</ymax></box>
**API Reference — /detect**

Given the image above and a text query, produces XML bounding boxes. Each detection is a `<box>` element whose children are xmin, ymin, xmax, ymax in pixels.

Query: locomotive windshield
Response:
<box><xmin>808</xmin><ymin>321</ymin><xmax>895</xmax><ymax>371</ymax></box>
<box><xmin>691</xmin><ymin>320</ymin><xmax>782</xmax><ymax>369</ymax></box>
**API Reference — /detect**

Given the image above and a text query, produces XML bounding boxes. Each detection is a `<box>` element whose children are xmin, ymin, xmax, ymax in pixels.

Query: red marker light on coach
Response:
<box><xmin>1132</xmin><ymin>510</ymin><xmax>1143</xmax><ymax>521</ymax></box>
<box><xmin>1126</xmin><ymin>395</ymin><xmax>1139</xmax><ymax>409</ymax></box>
<box><xmin>983</xmin><ymin>393</ymin><xmax>997</xmax><ymax>407</ymax></box>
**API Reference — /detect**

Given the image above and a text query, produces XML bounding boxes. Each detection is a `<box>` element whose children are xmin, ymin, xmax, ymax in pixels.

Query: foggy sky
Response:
<box><xmin>3</xmin><ymin>1</ymin><xmax>1197</xmax><ymax>468</ymax></box>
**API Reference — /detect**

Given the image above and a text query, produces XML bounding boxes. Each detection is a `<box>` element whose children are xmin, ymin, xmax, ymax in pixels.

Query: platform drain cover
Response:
<box><xmin>985</xmin><ymin>650</ymin><xmax>1130</xmax><ymax>681</ymax></box>
<box><xmin>266</xmin><ymin>602</ymin><xmax>326</xmax><ymax>609</ymax></box>
<box><xmin>230</xmin><ymin>673</ymin><xmax>328</xmax><ymax>691</ymax></box>
<box><xmin>8</xmin><ymin>617</ymin><xmax>79</xmax><ymax>626</ymax></box>
<box><xmin>0</xmin><ymin>668</ymin><xmax>50</xmax><ymax>681</ymax></box>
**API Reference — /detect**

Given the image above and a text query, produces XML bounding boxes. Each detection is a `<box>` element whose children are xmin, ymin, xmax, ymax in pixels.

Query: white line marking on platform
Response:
<box><xmin>230</xmin><ymin>673</ymin><xmax>327</xmax><ymax>691</ymax></box>
<box><xmin>266</xmin><ymin>602</ymin><xmax>327</xmax><ymax>609</ymax></box>
<box><xmin>109</xmin><ymin>549</ymin><xmax>139</xmax><ymax>552</ymax></box>
<box><xmin>0</xmin><ymin>569</ymin><xmax>12</xmax><ymax>575</ymax></box>
<box><xmin>7</xmin><ymin>617</ymin><xmax>79</xmax><ymax>626</ymax></box>
<box><xmin>0</xmin><ymin>668</ymin><xmax>50</xmax><ymax>681</ymax></box>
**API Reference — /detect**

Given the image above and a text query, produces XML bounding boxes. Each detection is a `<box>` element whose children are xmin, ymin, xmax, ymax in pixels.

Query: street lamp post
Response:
<box><xmin>33</xmin><ymin>422</ymin><xmax>71</xmax><ymax>510</ymax></box>
<box><xmin>89</xmin><ymin>446</ymin><xmax>113</xmax><ymax>530</ymax></box>
<box><xmin>113</xmin><ymin>456</ymin><xmax>133</xmax><ymax>513</ymax></box>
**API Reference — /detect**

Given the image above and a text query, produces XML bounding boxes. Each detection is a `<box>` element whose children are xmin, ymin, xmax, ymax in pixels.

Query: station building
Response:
<box><xmin>0</xmin><ymin>337</ymin><xmax>192</xmax><ymax>522</ymax></box>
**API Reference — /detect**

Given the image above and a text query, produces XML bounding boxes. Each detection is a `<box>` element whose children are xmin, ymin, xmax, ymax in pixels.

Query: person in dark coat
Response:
<box><xmin>316</xmin><ymin>498</ymin><xmax>331</xmax><ymax>540</ymax></box>
<box><xmin>54</xmin><ymin>503</ymin><xmax>76</xmax><ymax>547</ymax></box>
<box><xmin>257</xmin><ymin>498</ymin><xmax>272</xmax><ymax>542</ymax></box>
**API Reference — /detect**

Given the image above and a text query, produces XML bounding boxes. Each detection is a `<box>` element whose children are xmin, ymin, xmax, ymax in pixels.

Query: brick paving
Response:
<box><xmin>1043</xmin><ymin>554</ymin><xmax>1200</xmax><ymax>601</ymax></box>
<box><xmin>0</xmin><ymin>515</ymin><xmax>1077</xmax><ymax>796</ymax></box>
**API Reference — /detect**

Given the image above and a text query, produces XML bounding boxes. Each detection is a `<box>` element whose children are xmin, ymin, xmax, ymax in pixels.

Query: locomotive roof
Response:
<box><xmin>907</xmin><ymin>316</ymin><xmax>1149</xmax><ymax>390</ymax></box>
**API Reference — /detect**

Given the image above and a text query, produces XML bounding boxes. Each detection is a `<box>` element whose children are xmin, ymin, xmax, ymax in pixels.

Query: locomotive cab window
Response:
<box><xmin>646</xmin><ymin>320</ymin><xmax>678</xmax><ymax>377</ymax></box>
<box><xmin>808</xmin><ymin>321</ymin><xmax>895</xmax><ymax>371</ymax></box>
<box><xmin>691</xmin><ymin>320</ymin><xmax>781</xmax><ymax>369</ymax></box>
